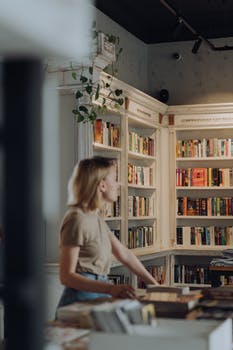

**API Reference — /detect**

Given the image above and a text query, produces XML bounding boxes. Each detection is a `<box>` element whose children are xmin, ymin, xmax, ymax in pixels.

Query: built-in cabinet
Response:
<box><xmin>168</xmin><ymin>106</ymin><xmax>233</xmax><ymax>285</ymax></box>
<box><xmin>48</xmin><ymin>67</ymin><xmax>233</xmax><ymax>289</ymax></box>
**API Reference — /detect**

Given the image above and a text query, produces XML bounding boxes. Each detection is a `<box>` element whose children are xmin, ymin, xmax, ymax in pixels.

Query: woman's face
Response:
<box><xmin>101</xmin><ymin>165</ymin><xmax>119</xmax><ymax>203</ymax></box>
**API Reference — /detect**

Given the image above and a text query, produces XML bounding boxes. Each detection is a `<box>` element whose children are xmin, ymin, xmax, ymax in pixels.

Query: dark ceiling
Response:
<box><xmin>95</xmin><ymin>0</ymin><xmax>233</xmax><ymax>44</ymax></box>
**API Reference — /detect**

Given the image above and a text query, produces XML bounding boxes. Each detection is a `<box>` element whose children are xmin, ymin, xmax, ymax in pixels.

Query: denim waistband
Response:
<box><xmin>79</xmin><ymin>271</ymin><xmax>108</xmax><ymax>281</ymax></box>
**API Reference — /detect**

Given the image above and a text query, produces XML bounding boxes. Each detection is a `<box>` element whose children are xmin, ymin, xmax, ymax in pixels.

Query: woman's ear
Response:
<box><xmin>99</xmin><ymin>179</ymin><xmax>106</xmax><ymax>193</ymax></box>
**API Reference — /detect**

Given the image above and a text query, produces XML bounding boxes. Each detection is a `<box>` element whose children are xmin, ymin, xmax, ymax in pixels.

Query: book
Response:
<box><xmin>202</xmin><ymin>286</ymin><xmax>233</xmax><ymax>300</ymax></box>
<box><xmin>91</xmin><ymin>300</ymin><xmax>135</xmax><ymax>334</ymax></box>
<box><xmin>93</xmin><ymin>119</ymin><xmax>103</xmax><ymax>144</ymax></box>
<box><xmin>191</xmin><ymin>168</ymin><xmax>206</xmax><ymax>186</ymax></box>
<box><xmin>141</xmin><ymin>295</ymin><xmax>199</xmax><ymax>318</ymax></box>
<box><xmin>56</xmin><ymin>301</ymin><xmax>102</xmax><ymax>328</ymax></box>
<box><xmin>146</xmin><ymin>284</ymin><xmax>190</xmax><ymax>295</ymax></box>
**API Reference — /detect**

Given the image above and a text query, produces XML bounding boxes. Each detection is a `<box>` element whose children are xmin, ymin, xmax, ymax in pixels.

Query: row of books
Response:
<box><xmin>128</xmin><ymin>225</ymin><xmax>154</xmax><ymax>249</ymax></box>
<box><xmin>128</xmin><ymin>132</ymin><xmax>155</xmax><ymax>156</ymax></box>
<box><xmin>176</xmin><ymin>226</ymin><xmax>233</xmax><ymax>246</ymax></box>
<box><xmin>177</xmin><ymin>196</ymin><xmax>233</xmax><ymax>216</ymax></box>
<box><xmin>108</xmin><ymin>274</ymin><xmax>130</xmax><ymax>285</ymax></box>
<box><xmin>176</xmin><ymin>167</ymin><xmax>233</xmax><ymax>187</ymax></box>
<box><xmin>128</xmin><ymin>196</ymin><xmax>154</xmax><ymax>217</ymax></box>
<box><xmin>128</xmin><ymin>163</ymin><xmax>154</xmax><ymax>186</ymax></box>
<box><xmin>217</xmin><ymin>275</ymin><xmax>233</xmax><ymax>285</ymax></box>
<box><xmin>138</xmin><ymin>265</ymin><xmax>166</xmax><ymax>287</ymax></box>
<box><xmin>176</xmin><ymin>137</ymin><xmax>233</xmax><ymax>158</ymax></box>
<box><xmin>93</xmin><ymin>119</ymin><xmax>120</xmax><ymax>147</ymax></box>
<box><xmin>174</xmin><ymin>264</ymin><xmax>209</xmax><ymax>284</ymax></box>
<box><xmin>101</xmin><ymin>196</ymin><xmax>120</xmax><ymax>217</ymax></box>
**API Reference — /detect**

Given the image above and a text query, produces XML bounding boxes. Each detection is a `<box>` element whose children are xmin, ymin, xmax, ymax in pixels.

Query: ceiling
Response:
<box><xmin>95</xmin><ymin>0</ymin><xmax>233</xmax><ymax>44</ymax></box>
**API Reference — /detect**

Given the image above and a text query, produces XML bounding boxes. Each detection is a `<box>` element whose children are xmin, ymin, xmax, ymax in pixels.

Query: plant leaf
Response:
<box><xmin>89</xmin><ymin>66</ymin><xmax>93</xmax><ymax>75</ymax></box>
<box><xmin>77</xmin><ymin>112</ymin><xmax>85</xmax><ymax>123</ymax></box>
<box><xmin>72</xmin><ymin>72</ymin><xmax>77</xmax><ymax>80</ymax></box>
<box><xmin>90</xmin><ymin>111</ymin><xmax>97</xmax><ymax>121</ymax></box>
<box><xmin>95</xmin><ymin>84</ymin><xmax>100</xmax><ymax>100</ymax></box>
<box><xmin>86</xmin><ymin>85</ymin><xmax>92</xmax><ymax>94</ymax></box>
<box><xmin>79</xmin><ymin>105</ymin><xmax>89</xmax><ymax>114</ymax></box>
<box><xmin>75</xmin><ymin>90</ymin><xmax>83</xmax><ymax>99</ymax></box>
<box><xmin>101</xmin><ymin>105</ymin><xmax>107</xmax><ymax>114</ymax></box>
<box><xmin>117</xmin><ymin>98</ymin><xmax>124</xmax><ymax>105</ymax></box>
<box><xmin>72</xmin><ymin>109</ymin><xmax>79</xmax><ymax>115</ymax></box>
<box><xmin>80</xmin><ymin>75</ymin><xmax>88</xmax><ymax>83</ymax></box>
<box><xmin>115</xmin><ymin>89</ymin><xmax>123</xmax><ymax>96</ymax></box>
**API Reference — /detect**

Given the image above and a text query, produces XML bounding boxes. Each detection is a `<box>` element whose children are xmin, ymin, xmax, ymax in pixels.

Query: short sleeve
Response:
<box><xmin>60</xmin><ymin>211</ymin><xmax>86</xmax><ymax>247</ymax></box>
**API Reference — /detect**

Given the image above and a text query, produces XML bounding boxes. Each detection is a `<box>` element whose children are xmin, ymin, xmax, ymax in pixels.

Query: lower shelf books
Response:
<box><xmin>174</xmin><ymin>264</ymin><xmax>210</xmax><ymax>284</ymax></box>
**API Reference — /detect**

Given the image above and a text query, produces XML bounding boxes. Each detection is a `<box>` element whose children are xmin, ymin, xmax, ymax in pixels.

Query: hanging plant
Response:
<box><xmin>71</xmin><ymin>28</ymin><xmax>124</xmax><ymax>123</ymax></box>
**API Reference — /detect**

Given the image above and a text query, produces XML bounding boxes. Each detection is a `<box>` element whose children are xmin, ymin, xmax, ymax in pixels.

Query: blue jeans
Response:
<box><xmin>56</xmin><ymin>271</ymin><xmax>111</xmax><ymax>311</ymax></box>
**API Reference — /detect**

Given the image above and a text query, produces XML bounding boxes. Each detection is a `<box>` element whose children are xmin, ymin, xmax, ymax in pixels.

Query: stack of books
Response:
<box><xmin>140</xmin><ymin>285</ymin><xmax>203</xmax><ymax>318</ymax></box>
<box><xmin>56</xmin><ymin>299</ymin><xmax>156</xmax><ymax>333</ymax></box>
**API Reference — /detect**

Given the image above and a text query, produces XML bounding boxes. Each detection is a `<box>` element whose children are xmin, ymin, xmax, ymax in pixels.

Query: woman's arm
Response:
<box><xmin>109</xmin><ymin>233</ymin><xmax>159</xmax><ymax>285</ymax></box>
<box><xmin>59</xmin><ymin>245</ymin><xmax>136</xmax><ymax>298</ymax></box>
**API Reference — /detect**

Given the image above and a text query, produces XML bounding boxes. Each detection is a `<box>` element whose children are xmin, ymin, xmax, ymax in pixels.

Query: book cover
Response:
<box><xmin>191</xmin><ymin>168</ymin><xmax>206</xmax><ymax>186</ymax></box>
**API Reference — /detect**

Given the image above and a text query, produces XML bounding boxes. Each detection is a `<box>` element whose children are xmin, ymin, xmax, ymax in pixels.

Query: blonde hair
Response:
<box><xmin>67</xmin><ymin>157</ymin><xmax>116</xmax><ymax>211</ymax></box>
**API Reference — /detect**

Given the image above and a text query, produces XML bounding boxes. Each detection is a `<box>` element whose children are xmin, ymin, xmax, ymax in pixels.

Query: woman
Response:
<box><xmin>57</xmin><ymin>156</ymin><xmax>158</xmax><ymax>308</ymax></box>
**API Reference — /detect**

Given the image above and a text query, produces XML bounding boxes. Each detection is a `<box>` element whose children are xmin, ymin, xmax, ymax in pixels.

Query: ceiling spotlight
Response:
<box><xmin>192</xmin><ymin>38</ymin><xmax>202</xmax><ymax>54</ymax></box>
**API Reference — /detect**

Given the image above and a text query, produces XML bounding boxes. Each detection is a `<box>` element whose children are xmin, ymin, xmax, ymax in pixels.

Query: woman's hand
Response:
<box><xmin>109</xmin><ymin>284</ymin><xmax>136</xmax><ymax>299</ymax></box>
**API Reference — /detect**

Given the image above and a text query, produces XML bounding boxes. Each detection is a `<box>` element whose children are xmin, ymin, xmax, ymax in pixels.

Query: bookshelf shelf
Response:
<box><xmin>127</xmin><ymin>114</ymin><xmax>156</xmax><ymax>128</ymax></box>
<box><xmin>128</xmin><ymin>151</ymin><xmax>155</xmax><ymax>160</ymax></box>
<box><xmin>128</xmin><ymin>184</ymin><xmax>156</xmax><ymax>190</ymax></box>
<box><xmin>177</xmin><ymin>216</ymin><xmax>233</xmax><ymax>219</ymax></box>
<box><xmin>177</xmin><ymin>157</ymin><xmax>233</xmax><ymax>161</ymax></box>
<box><xmin>93</xmin><ymin>142</ymin><xmax>122</xmax><ymax>152</ymax></box>
<box><xmin>128</xmin><ymin>216</ymin><xmax>157</xmax><ymax>220</ymax></box>
<box><xmin>177</xmin><ymin>186</ymin><xmax>233</xmax><ymax>190</ymax></box>
<box><xmin>104</xmin><ymin>217</ymin><xmax>122</xmax><ymax>221</ymax></box>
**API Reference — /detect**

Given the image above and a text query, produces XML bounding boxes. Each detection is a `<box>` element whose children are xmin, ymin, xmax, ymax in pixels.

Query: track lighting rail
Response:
<box><xmin>160</xmin><ymin>0</ymin><xmax>233</xmax><ymax>52</ymax></box>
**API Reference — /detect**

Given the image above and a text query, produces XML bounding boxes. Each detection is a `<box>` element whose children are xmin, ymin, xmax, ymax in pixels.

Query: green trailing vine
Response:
<box><xmin>71</xmin><ymin>28</ymin><xmax>124</xmax><ymax>123</ymax></box>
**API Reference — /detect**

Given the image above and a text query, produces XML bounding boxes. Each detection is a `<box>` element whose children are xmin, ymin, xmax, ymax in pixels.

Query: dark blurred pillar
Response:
<box><xmin>2</xmin><ymin>59</ymin><xmax>44</xmax><ymax>350</ymax></box>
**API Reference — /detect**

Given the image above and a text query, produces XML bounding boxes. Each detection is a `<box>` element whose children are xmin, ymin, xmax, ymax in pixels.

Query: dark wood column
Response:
<box><xmin>2</xmin><ymin>58</ymin><xmax>44</xmax><ymax>350</ymax></box>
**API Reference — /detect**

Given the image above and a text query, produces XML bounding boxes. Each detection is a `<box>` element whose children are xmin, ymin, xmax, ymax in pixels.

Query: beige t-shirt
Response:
<box><xmin>60</xmin><ymin>207</ymin><xmax>112</xmax><ymax>275</ymax></box>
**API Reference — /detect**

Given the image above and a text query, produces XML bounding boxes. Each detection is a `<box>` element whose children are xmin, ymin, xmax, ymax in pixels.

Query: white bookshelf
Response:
<box><xmin>168</xmin><ymin>105</ymin><xmax>233</xmax><ymax>285</ymax></box>
<box><xmin>54</xmin><ymin>68</ymin><xmax>233</xmax><ymax>288</ymax></box>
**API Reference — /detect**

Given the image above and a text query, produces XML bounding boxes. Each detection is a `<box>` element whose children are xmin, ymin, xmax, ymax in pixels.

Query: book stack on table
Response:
<box><xmin>139</xmin><ymin>285</ymin><xmax>203</xmax><ymax>318</ymax></box>
<box><xmin>193</xmin><ymin>286</ymin><xmax>233</xmax><ymax>322</ymax></box>
<box><xmin>56</xmin><ymin>299</ymin><xmax>156</xmax><ymax>334</ymax></box>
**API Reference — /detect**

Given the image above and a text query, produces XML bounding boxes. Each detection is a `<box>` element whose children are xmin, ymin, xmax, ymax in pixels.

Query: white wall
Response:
<box><xmin>95</xmin><ymin>9</ymin><xmax>233</xmax><ymax>105</ymax></box>
<box><xmin>95</xmin><ymin>9</ymin><xmax>148</xmax><ymax>93</ymax></box>
<box><xmin>147</xmin><ymin>37</ymin><xmax>233</xmax><ymax>105</ymax></box>
<box><xmin>43</xmin><ymin>72</ymin><xmax>77</xmax><ymax>262</ymax></box>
